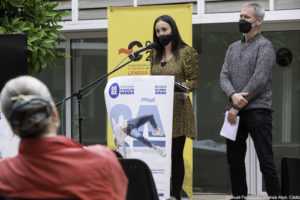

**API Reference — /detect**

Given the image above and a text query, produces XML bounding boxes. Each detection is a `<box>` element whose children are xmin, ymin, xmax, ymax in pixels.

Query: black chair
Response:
<box><xmin>118</xmin><ymin>158</ymin><xmax>159</xmax><ymax>200</ymax></box>
<box><xmin>113</xmin><ymin>150</ymin><xmax>124</xmax><ymax>158</ymax></box>
<box><xmin>281</xmin><ymin>157</ymin><xmax>300</xmax><ymax>196</ymax></box>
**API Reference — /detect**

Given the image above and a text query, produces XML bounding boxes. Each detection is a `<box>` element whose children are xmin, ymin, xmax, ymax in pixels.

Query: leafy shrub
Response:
<box><xmin>0</xmin><ymin>0</ymin><xmax>69</xmax><ymax>74</ymax></box>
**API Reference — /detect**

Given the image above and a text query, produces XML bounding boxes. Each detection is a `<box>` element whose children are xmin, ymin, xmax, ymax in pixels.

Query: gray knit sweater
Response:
<box><xmin>220</xmin><ymin>33</ymin><xmax>276</xmax><ymax>111</ymax></box>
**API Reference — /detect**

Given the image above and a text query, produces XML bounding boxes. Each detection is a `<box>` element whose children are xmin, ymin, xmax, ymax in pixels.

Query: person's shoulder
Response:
<box><xmin>85</xmin><ymin>144</ymin><xmax>116</xmax><ymax>160</ymax></box>
<box><xmin>181</xmin><ymin>45</ymin><xmax>197</xmax><ymax>55</ymax></box>
<box><xmin>254</xmin><ymin>34</ymin><xmax>275</xmax><ymax>55</ymax></box>
<box><xmin>86</xmin><ymin>144</ymin><xmax>112</xmax><ymax>155</ymax></box>
<box><xmin>223</xmin><ymin>40</ymin><xmax>240</xmax><ymax>54</ymax></box>
<box><xmin>0</xmin><ymin>156</ymin><xmax>20</xmax><ymax>177</ymax></box>
<box><xmin>259</xmin><ymin>34</ymin><xmax>273</xmax><ymax>46</ymax></box>
<box><xmin>181</xmin><ymin>45</ymin><xmax>195</xmax><ymax>51</ymax></box>
<box><xmin>229</xmin><ymin>40</ymin><xmax>241</xmax><ymax>49</ymax></box>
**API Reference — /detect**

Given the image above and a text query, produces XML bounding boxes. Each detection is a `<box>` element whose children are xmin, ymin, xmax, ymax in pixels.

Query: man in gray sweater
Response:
<box><xmin>220</xmin><ymin>3</ymin><xmax>280</xmax><ymax>200</ymax></box>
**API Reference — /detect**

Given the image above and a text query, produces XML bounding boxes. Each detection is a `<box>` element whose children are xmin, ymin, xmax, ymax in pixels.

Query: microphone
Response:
<box><xmin>131</xmin><ymin>43</ymin><xmax>156</xmax><ymax>58</ymax></box>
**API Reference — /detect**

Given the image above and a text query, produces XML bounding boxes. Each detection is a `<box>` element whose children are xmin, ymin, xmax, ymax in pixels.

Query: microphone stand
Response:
<box><xmin>56</xmin><ymin>55</ymin><xmax>140</xmax><ymax>143</ymax></box>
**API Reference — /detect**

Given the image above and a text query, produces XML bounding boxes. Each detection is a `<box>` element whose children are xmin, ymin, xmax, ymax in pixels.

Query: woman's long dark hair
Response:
<box><xmin>153</xmin><ymin>15</ymin><xmax>187</xmax><ymax>64</ymax></box>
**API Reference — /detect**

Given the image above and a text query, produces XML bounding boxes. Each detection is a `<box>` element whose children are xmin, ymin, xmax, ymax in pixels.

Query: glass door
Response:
<box><xmin>255</xmin><ymin>28</ymin><xmax>300</xmax><ymax>195</ymax></box>
<box><xmin>193</xmin><ymin>23</ymin><xmax>240</xmax><ymax>194</ymax></box>
<box><xmin>71</xmin><ymin>37</ymin><xmax>108</xmax><ymax>145</ymax></box>
<box><xmin>65</xmin><ymin>32</ymin><xmax>108</xmax><ymax>145</ymax></box>
<box><xmin>193</xmin><ymin>22</ymin><xmax>300</xmax><ymax>195</ymax></box>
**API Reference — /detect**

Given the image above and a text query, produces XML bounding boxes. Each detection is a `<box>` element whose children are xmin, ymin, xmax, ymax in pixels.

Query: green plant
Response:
<box><xmin>0</xmin><ymin>0</ymin><xmax>69</xmax><ymax>74</ymax></box>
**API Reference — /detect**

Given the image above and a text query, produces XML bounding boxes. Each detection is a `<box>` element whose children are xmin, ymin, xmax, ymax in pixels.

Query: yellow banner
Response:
<box><xmin>107</xmin><ymin>4</ymin><xmax>193</xmax><ymax>77</ymax></box>
<box><xmin>107</xmin><ymin>4</ymin><xmax>194</xmax><ymax>199</ymax></box>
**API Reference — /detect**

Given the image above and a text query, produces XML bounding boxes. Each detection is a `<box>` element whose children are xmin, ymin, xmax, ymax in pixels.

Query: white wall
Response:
<box><xmin>0</xmin><ymin>106</ymin><xmax>20</xmax><ymax>158</ymax></box>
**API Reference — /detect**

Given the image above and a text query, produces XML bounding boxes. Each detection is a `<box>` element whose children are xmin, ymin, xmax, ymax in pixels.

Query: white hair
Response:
<box><xmin>243</xmin><ymin>3</ymin><xmax>265</xmax><ymax>20</ymax></box>
<box><xmin>0</xmin><ymin>76</ymin><xmax>54</xmax><ymax>137</ymax></box>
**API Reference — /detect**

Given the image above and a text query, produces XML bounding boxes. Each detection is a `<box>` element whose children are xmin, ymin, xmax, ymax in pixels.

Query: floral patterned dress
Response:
<box><xmin>151</xmin><ymin>45</ymin><xmax>198</xmax><ymax>139</ymax></box>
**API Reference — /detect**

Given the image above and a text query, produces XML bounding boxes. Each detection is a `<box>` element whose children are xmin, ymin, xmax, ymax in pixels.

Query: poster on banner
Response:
<box><xmin>0</xmin><ymin>106</ymin><xmax>20</xmax><ymax>159</ymax></box>
<box><xmin>104</xmin><ymin>75</ymin><xmax>174</xmax><ymax>199</ymax></box>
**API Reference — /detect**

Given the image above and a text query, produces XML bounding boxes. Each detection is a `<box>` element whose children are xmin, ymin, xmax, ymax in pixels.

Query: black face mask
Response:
<box><xmin>239</xmin><ymin>19</ymin><xmax>253</xmax><ymax>33</ymax></box>
<box><xmin>158</xmin><ymin>33</ymin><xmax>173</xmax><ymax>46</ymax></box>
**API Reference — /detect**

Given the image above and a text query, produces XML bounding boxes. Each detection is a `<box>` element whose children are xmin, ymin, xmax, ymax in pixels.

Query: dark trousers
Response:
<box><xmin>127</xmin><ymin>114</ymin><xmax>158</xmax><ymax>131</ymax></box>
<box><xmin>226</xmin><ymin>109</ymin><xmax>280</xmax><ymax>199</ymax></box>
<box><xmin>127</xmin><ymin>114</ymin><xmax>158</xmax><ymax>147</ymax></box>
<box><xmin>171</xmin><ymin>136</ymin><xmax>186</xmax><ymax>200</ymax></box>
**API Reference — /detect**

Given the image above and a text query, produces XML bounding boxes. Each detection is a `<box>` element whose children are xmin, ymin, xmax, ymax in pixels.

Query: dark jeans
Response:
<box><xmin>171</xmin><ymin>136</ymin><xmax>186</xmax><ymax>200</ymax></box>
<box><xmin>127</xmin><ymin>114</ymin><xmax>158</xmax><ymax>148</ymax></box>
<box><xmin>226</xmin><ymin>109</ymin><xmax>280</xmax><ymax>199</ymax></box>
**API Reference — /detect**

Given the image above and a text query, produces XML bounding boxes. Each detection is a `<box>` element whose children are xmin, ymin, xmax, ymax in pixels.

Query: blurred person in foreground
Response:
<box><xmin>0</xmin><ymin>75</ymin><xmax>128</xmax><ymax>200</ymax></box>
<box><xmin>220</xmin><ymin>3</ymin><xmax>280</xmax><ymax>200</ymax></box>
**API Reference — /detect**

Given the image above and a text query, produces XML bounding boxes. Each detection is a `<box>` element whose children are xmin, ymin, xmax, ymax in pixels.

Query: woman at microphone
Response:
<box><xmin>150</xmin><ymin>15</ymin><xmax>198</xmax><ymax>200</ymax></box>
<box><xmin>0</xmin><ymin>76</ymin><xmax>128</xmax><ymax>199</ymax></box>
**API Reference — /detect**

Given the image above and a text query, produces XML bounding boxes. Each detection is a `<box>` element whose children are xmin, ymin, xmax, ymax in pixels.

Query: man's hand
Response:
<box><xmin>227</xmin><ymin>107</ymin><xmax>239</xmax><ymax>125</ymax></box>
<box><xmin>231</xmin><ymin>92</ymin><xmax>249</xmax><ymax>108</ymax></box>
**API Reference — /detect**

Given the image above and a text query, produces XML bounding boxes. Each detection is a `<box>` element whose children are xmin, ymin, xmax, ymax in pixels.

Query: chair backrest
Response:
<box><xmin>118</xmin><ymin>158</ymin><xmax>159</xmax><ymax>200</ymax></box>
<box><xmin>281</xmin><ymin>157</ymin><xmax>300</xmax><ymax>196</ymax></box>
<box><xmin>113</xmin><ymin>150</ymin><xmax>124</xmax><ymax>158</ymax></box>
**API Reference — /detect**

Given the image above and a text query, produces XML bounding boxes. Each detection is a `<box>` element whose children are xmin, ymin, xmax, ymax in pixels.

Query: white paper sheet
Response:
<box><xmin>220</xmin><ymin>111</ymin><xmax>240</xmax><ymax>141</ymax></box>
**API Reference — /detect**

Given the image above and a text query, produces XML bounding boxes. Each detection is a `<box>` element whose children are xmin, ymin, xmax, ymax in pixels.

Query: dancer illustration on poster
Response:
<box><xmin>112</xmin><ymin>114</ymin><xmax>166</xmax><ymax>158</ymax></box>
